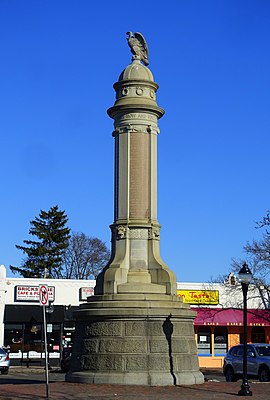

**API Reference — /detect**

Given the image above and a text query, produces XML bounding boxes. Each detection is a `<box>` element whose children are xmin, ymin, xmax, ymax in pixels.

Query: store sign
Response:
<box><xmin>177</xmin><ymin>289</ymin><xmax>219</xmax><ymax>305</ymax></box>
<box><xmin>79</xmin><ymin>287</ymin><xmax>94</xmax><ymax>301</ymax></box>
<box><xmin>202</xmin><ymin>322</ymin><xmax>245</xmax><ymax>326</ymax></box>
<box><xmin>15</xmin><ymin>285</ymin><xmax>55</xmax><ymax>302</ymax></box>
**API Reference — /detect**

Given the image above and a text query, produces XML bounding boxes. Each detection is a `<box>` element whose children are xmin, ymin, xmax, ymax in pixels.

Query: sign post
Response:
<box><xmin>39</xmin><ymin>285</ymin><xmax>49</xmax><ymax>399</ymax></box>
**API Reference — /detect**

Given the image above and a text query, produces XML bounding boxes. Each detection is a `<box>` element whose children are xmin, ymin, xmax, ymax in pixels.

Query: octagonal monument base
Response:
<box><xmin>65</xmin><ymin>293</ymin><xmax>204</xmax><ymax>386</ymax></box>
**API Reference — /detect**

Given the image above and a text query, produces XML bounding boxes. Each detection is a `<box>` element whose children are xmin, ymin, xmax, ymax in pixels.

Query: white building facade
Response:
<box><xmin>1</xmin><ymin>265</ymin><xmax>269</xmax><ymax>368</ymax></box>
<box><xmin>0</xmin><ymin>265</ymin><xmax>95</xmax><ymax>363</ymax></box>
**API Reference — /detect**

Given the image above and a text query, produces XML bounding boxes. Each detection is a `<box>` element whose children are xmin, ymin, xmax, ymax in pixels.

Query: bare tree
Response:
<box><xmin>216</xmin><ymin>211</ymin><xmax>270</xmax><ymax>309</ymax></box>
<box><xmin>244</xmin><ymin>211</ymin><xmax>270</xmax><ymax>289</ymax></box>
<box><xmin>61</xmin><ymin>232</ymin><xmax>110</xmax><ymax>280</ymax></box>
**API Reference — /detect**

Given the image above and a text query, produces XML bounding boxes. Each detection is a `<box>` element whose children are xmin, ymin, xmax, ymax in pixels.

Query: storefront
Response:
<box><xmin>4</xmin><ymin>305</ymin><xmax>77</xmax><ymax>359</ymax></box>
<box><xmin>1</xmin><ymin>265</ymin><xmax>269</xmax><ymax>369</ymax></box>
<box><xmin>177</xmin><ymin>284</ymin><xmax>270</xmax><ymax>368</ymax></box>
<box><xmin>193</xmin><ymin>307</ymin><xmax>270</xmax><ymax>367</ymax></box>
<box><xmin>0</xmin><ymin>266</ymin><xmax>95</xmax><ymax>364</ymax></box>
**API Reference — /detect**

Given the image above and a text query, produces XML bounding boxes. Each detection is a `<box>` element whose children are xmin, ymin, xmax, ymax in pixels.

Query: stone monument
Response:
<box><xmin>66</xmin><ymin>32</ymin><xmax>204</xmax><ymax>386</ymax></box>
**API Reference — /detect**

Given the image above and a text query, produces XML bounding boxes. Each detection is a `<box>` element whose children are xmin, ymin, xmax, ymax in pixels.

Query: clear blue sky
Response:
<box><xmin>1</xmin><ymin>0</ymin><xmax>269</xmax><ymax>282</ymax></box>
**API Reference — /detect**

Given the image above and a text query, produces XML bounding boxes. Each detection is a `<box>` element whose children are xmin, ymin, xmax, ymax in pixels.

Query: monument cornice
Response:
<box><xmin>113</xmin><ymin>79</ymin><xmax>159</xmax><ymax>91</ymax></box>
<box><xmin>107</xmin><ymin>104</ymin><xmax>164</xmax><ymax>119</ymax></box>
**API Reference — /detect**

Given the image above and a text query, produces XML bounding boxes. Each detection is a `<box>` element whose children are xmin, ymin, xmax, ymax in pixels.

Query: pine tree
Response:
<box><xmin>10</xmin><ymin>205</ymin><xmax>71</xmax><ymax>278</ymax></box>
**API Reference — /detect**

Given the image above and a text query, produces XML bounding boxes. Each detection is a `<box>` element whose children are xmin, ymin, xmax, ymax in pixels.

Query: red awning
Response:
<box><xmin>192</xmin><ymin>308</ymin><xmax>270</xmax><ymax>327</ymax></box>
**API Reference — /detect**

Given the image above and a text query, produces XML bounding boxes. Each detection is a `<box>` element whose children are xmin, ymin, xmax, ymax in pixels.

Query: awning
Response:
<box><xmin>4</xmin><ymin>305</ymin><xmax>66</xmax><ymax>323</ymax></box>
<box><xmin>192</xmin><ymin>308</ymin><xmax>270</xmax><ymax>327</ymax></box>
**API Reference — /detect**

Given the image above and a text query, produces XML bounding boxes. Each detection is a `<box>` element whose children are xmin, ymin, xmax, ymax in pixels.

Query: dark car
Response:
<box><xmin>223</xmin><ymin>343</ymin><xmax>270</xmax><ymax>382</ymax></box>
<box><xmin>0</xmin><ymin>347</ymin><xmax>10</xmax><ymax>375</ymax></box>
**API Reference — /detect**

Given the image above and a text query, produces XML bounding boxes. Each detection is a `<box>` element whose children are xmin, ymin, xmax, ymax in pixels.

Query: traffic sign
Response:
<box><xmin>39</xmin><ymin>285</ymin><xmax>49</xmax><ymax>306</ymax></box>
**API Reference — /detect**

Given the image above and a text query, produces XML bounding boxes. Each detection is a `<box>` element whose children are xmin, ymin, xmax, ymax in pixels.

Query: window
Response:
<box><xmin>237</xmin><ymin>348</ymin><xmax>243</xmax><ymax>356</ymax></box>
<box><xmin>255</xmin><ymin>345</ymin><xmax>270</xmax><ymax>356</ymax></box>
<box><xmin>48</xmin><ymin>324</ymin><xmax>61</xmax><ymax>352</ymax></box>
<box><xmin>4</xmin><ymin>322</ymin><xmax>61</xmax><ymax>354</ymax></box>
<box><xmin>197</xmin><ymin>327</ymin><xmax>211</xmax><ymax>355</ymax></box>
<box><xmin>4</xmin><ymin>324</ymin><xmax>23</xmax><ymax>353</ymax></box>
<box><xmin>214</xmin><ymin>327</ymin><xmax>228</xmax><ymax>355</ymax></box>
<box><xmin>230</xmin><ymin>346</ymin><xmax>240</xmax><ymax>357</ymax></box>
<box><xmin>251</xmin><ymin>327</ymin><xmax>265</xmax><ymax>343</ymax></box>
<box><xmin>62</xmin><ymin>321</ymin><xmax>75</xmax><ymax>349</ymax></box>
<box><xmin>24</xmin><ymin>321</ymin><xmax>43</xmax><ymax>352</ymax></box>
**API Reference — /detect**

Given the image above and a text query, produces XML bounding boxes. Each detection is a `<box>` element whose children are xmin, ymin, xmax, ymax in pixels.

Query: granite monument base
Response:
<box><xmin>66</xmin><ymin>293</ymin><xmax>204</xmax><ymax>386</ymax></box>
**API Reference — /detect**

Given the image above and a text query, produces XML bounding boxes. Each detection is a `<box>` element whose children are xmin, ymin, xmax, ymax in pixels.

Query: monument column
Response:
<box><xmin>66</xmin><ymin>32</ymin><xmax>204</xmax><ymax>386</ymax></box>
<box><xmin>95</xmin><ymin>35</ymin><xmax>176</xmax><ymax>296</ymax></box>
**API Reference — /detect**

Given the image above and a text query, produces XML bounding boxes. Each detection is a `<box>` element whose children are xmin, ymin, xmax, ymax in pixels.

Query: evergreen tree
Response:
<box><xmin>10</xmin><ymin>205</ymin><xmax>71</xmax><ymax>278</ymax></box>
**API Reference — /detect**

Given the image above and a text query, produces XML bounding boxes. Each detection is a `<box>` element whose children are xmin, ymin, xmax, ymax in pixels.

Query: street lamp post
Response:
<box><xmin>238</xmin><ymin>263</ymin><xmax>253</xmax><ymax>397</ymax></box>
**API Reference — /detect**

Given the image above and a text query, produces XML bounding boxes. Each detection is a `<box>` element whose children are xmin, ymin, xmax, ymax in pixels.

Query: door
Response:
<box><xmin>247</xmin><ymin>345</ymin><xmax>258</xmax><ymax>377</ymax></box>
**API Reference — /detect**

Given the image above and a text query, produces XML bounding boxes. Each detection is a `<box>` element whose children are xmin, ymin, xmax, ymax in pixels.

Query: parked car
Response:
<box><xmin>0</xmin><ymin>347</ymin><xmax>10</xmax><ymax>375</ymax></box>
<box><xmin>60</xmin><ymin>347</ymin><xmax>72</xmax><ymax>373</ymax></box>
<box><xmin>223</xmin><ymin>343</ymin><xmax>270</xmax><ymax>382</ymax></box>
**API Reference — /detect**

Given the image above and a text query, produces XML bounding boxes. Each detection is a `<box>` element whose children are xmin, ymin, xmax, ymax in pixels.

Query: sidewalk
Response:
<box><xmin>0</xmin><ymin>381</ymin><xmax>269</xmax><ymax>399</ymax></box>
<box><xmin>2</xmin><ymin>370</ymin><xmax>270</xmax><ymax>400</ymax></box>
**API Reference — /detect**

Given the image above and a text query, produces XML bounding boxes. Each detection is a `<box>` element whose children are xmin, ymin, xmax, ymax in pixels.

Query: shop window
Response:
<box><xmin>214</xmin><ymin>327</ymin><xmax>228</xmax><ymax>355</ymax></box>
<box><xmin>24</xmin><ymin>321</ymin><xmax>43</xmax><ymax>352</ymax></box>
<box><xmin>5</xmin><ymin>322</ymin><xmax>43</xmax><ymax>353</ymax></box>
<box><xmin>4</xmin><ymin>324</ymin><xmax>24</xmax><ymax>353</ymax></box>
<box><xmin>48</xmin><ymin>324</ymin><xmax>61</xmax><ymax>352</ymax></box>
<box><xmin>62</xmin><ymin>321</ymin><xmax>75</xmax><ymax>349</ymax></box>
<box><xmin>251</xmin><ymin>327</ymin><xmax>265</xmax><ymax>343</ymax></box>
<box><xmin>197</xmin><ymin>327</ymin><xmax>211</xmax><ymax>355</ymax></box>
<box><xmin>5</xmin><ymin>321</ymin><xmax>62</xmax><ymax>356</ymax></box>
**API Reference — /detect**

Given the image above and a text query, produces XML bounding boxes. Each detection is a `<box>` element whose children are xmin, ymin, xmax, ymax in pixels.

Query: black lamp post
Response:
<box><xmin>238</xmin><ymin>263</ymin><xmax>253</xmax><ymax>397</ymax></box>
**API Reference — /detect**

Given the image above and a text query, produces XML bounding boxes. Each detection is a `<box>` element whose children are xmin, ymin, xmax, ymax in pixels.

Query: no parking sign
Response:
<box><xmin>39</xmin><ymin>285</ymin><xmax>49</xmax><ymax>306</ymax></box>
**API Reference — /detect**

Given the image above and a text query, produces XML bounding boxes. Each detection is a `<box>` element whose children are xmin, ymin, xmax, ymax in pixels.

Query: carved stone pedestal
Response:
<box><xmin>66</xmin><ymin>294</ymin><xmax>203</xmax><ymax>385</ymax></box>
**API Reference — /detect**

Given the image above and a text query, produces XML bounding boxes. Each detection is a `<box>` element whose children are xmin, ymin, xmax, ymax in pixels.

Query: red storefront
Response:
<box><xmin>193</xmin><ymin>307</ymin><xmax>270</xmax><ymax>368</ymax></box>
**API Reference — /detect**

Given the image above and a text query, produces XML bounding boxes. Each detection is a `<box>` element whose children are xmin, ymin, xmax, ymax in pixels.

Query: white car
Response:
<box><xmin>0</xmin><ymin>347</ymin><xmax>10</xmax><ymax>375</ymax></box>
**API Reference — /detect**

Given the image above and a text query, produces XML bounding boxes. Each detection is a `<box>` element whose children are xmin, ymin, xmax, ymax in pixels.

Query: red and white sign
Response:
<box><xmin>79</xmin><ymin>287</ymin><xmax>94</xmax><ymax>301</ymax></box>
<box><xmin>39</xmin><ymin>285</ymin><xmax>49</xmax><ymax>306</ymax></box>
<box><xmin>15</xmin><ymin>285</ymin><xmax>55</xmax><ymax>302</ymax></box>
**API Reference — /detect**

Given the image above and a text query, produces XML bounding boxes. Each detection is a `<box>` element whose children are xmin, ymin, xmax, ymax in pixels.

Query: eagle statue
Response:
<box><xmin>126</xmin><ymin>32</ymin><xmax>149</xmax><ymax>66</ymax></box>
